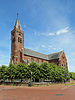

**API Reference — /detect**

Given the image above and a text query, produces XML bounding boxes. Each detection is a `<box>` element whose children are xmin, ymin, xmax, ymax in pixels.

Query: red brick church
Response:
<box><xmin>10</xmin><ymin>16</ymin><xmax>68</xmax><ymax>70</ymax></box>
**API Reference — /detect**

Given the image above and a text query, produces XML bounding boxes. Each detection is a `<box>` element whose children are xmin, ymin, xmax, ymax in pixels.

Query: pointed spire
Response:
<box><xmin>14</xmin><ymin>13</ymin><xmax>21</xmax><ymax>30</ymax></box>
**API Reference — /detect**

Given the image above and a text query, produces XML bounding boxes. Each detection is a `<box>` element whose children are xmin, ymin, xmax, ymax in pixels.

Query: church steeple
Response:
<box><xmin>14</xmin><ymin>14</ymin><xmax>21</xmax><ymax>30</ymax></box>
<box><xmin>11</xmin><ymin>15</ymin><xmax>24</xmax><ymax>65</ymax></box>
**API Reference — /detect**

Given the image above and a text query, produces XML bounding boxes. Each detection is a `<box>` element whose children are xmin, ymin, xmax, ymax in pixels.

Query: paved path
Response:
<box><xmin>0</xmin><ymin>85</ymin><xmax>75</xmax><ymax>100</ymax></box>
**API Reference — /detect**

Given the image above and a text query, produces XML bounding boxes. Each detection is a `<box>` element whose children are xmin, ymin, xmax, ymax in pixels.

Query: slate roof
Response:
<box><xmin>24</xmin><ymin>48</ymin><xmax>48</xmax><ymax>60</ymax></box>
<box><xmin>48</xmin><ymin>51</ymin><xmax>63</xmax><ymax>60</ymax></box>
<box><xmin>24</xmin><ymin>48</ymin><xmax>63</xmax><ymax>60</ymax></box>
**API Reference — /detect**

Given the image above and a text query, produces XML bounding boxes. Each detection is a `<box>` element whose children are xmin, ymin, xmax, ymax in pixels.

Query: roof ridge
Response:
<box><xmin>48</xmin><ymin>50</ymin><xmax>63</xmax><ymax>56</ymax></box>
<box><xmin>24</xmin><ymin>48</ymin><xmax>64</xmax><ymax>60</ymax></box>
<box><xmin>24</xmin><ymin>48</ymin><xmax>47</xmax><ymax>55</ymax></box>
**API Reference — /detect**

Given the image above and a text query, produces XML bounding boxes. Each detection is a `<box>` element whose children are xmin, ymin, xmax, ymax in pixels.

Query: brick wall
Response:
<box><xmin>23</xmin><ymin>52</ymin><xmax>68</xmax><ymax>70</ymax></box>
<box><xmin>49</xmin><ymin>59</ymin><xmax>59</xmax><ymax>65</ymax></box>
<box><xmin>59</xmin><ymin>52</ymin><xmax>68</xmax><ymax>70</ymax></box>
<box><xmin>45</xmin><ymin>52</ymin><xmax>68</xmax><ymax>70</ymax></box>
<box><xmin>24</xmin><ymin>55</ymin><xmax>49</xmax><ymax>64</ymax></box>
<box><xmin>11</xmin><ymin>28</ymin><xmax>24</xmax><ymax>65</ymax></box>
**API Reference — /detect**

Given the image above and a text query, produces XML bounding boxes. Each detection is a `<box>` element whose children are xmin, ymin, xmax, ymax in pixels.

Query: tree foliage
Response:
<box><xmin>15</xmin><ymin>63</ymin><xmax>27</xmax><ymax>81</ymax></box>
<box><xmin>0</xmin><ymin>62</ymin><xmax>70</xmax><ymax>82</ymax></box>
<box><xmin>7</xmin><ymin>64</ymin><xmax>16</xmax><ymax>81</ymax></box>
<box><xmin>70</xmin><ymin>72</ymin><xmax>75</xmax><ymax>80</ymax></box>
<box><xmin>0</xmin><ymin>65</ymin><xmax>8</xmax><ymax>81</ymax></box>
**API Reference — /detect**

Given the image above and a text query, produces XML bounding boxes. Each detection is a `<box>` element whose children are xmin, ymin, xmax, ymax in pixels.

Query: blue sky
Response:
<box><xmin>0</xmin><ymin>0</ymin><xmax>75</xmax><ymax>72</ymax></box>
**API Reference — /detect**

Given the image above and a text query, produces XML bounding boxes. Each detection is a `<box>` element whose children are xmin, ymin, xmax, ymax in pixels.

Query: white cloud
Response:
<box><xmin>42</xmin><ymin>27</ymin><xmax>70</xmax><ymax>37</ymax></box>
<box><xmin>56</xmin><ymin>26</ymin><xmax>69</xmax><ymax>35</ymax></box>
<box><xmin>34</xmin><ymin>32</ymin><xmax>37</xmax><ymax>35</ymax></box>
<box><xmin>53</xmin><ymin>48</ymin><xmax>57</xmax><ymax>50</ymax></box>
<box><xmin>34</xmin><ymin>31</ymin><xmax>41</xmax><ymax>36</ymax></box>
<box><xmin>48</xmin><ymin>32</ymin><xmax>55</xmax><ymax>36</ymax></box>
<box><xmin>41</xmin><ymin>45</ymin><xmax>46</xmax><ymax>48</ymax></box>
<box><xmin>49</xmin><ymin>45</ymin><xmax>52</xmax><ymax>48</ymax></box>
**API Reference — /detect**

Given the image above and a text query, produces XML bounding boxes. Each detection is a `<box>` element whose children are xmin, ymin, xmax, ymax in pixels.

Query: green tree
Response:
<box><xmin>0</xmin><ymin>65</ymin><xmax>8</xmax><ymax>81</ymax></box>
<box><xmin>27</xmin><ymin>62</ymin><xmax>40</xmax><ymax>81</ymax></box>
<box><xmin>15</xmin><ymin>63</ymin><xmax>27</xmax><ymax>81</ymax></box>
<box><xmin>48</xmin><ymin>63</ymin><xmax>70</xmax><ymax>82</ymax></box>
<box><xmin>70</xmin><ymin>72</ymin><xmax>75</xmax><ymax>80</ymax></box>
<box><xmin>7</xmin><ymin>64</ymin><xmax>16</xmax><ymax>82</ymax></box>
<box><xmin>39</xmin><ymin>62</ymin><xmax>52</xmax><ymax>81</ymax></box>
<box><xmin>0</xmin><ymin>62</ymin><xmax>70</xmax><ymax>83</ymax></box>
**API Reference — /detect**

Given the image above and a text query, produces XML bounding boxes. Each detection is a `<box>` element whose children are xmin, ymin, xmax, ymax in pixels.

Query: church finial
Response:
<box><xmin>17</xmin><ymin>13</ymin><xmax>18</xmax><ymax>18</ymax></box>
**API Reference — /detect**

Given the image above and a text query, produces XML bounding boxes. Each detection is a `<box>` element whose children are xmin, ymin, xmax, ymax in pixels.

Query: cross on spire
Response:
<box><xmin>17</xmin><ymin>13</ymin><xmax>19</xmax><ymax>18</ymax></box>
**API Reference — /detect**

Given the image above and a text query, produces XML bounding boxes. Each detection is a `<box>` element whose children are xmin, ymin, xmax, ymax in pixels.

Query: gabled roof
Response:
<box><xmin>48</xmin><ymin>51</ymin><xmax>63</xmax><ymax>60</ymax></box>
<box><xmin>24</xmin><ymin>48</ymin><xmax>64</xmax><ymax>60</ymax></box>
<box><xmin>24</xmin><ymin>48</ymin><xmax>48</xmax><ymax>60</ymax></box>
<box><xmin>14</xmin><ymin>16</ymin><xmax>21</xmax><ymax>30</ymax></box>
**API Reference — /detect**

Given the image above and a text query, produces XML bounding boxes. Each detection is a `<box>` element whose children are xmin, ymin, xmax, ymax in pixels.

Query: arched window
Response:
<box><xmin>31</xmin><ymin>57</ymin><xmax>34</xmax><ymax>62</ymax></box>
<box><xmin>37</xmin><ymin>58</ymin><xmax>39</xmax><ymax>63</ymax></box>
<box><xmin>18</xmin><ymin>37</ymin><xmax>22</xmax><ymax>43</ymax></box>
<box><xmin>62</xmin><ymin>61</ymin><xmax>65</xmax><ymax>67</ymax></box>
<box><xmin>19</xmin><ymin>33</ymin><xmax>21</xmax><ymax>36</ymax></box>
<box><xmin>41</xmin><ymin>59</ymin><xmax>43</xmax><ymax>63</ymax></box>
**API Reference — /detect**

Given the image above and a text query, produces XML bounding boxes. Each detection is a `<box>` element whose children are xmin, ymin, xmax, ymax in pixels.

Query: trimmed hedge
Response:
<box><xmin>0</xmin><ymin>62</ymin><xmax>70</xmax><ymax>82</ymax></box>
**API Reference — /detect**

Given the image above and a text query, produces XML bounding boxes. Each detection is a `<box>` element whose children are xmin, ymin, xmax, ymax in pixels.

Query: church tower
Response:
<box><xmin>10</xmin><ymin>15</ymin><xmax>24</xmax><ymax>65</ymax></box>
